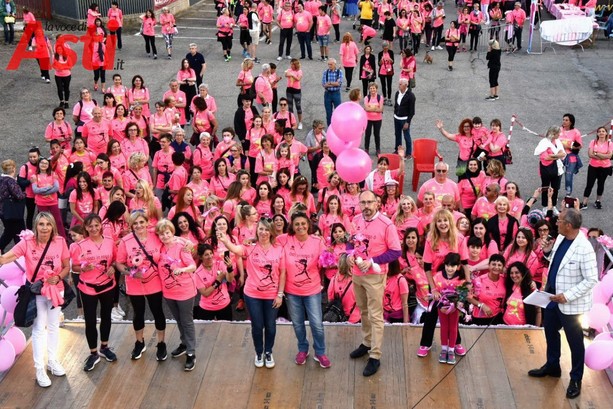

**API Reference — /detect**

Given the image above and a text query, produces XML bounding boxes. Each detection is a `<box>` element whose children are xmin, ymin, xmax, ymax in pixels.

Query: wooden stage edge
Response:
<box><xmin>0</xmin><ymin>322</ymin><xmax>611</xmax><ymax>409</ymax></box>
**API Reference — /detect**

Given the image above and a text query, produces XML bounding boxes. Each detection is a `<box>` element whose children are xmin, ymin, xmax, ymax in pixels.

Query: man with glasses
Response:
<box><xmin>348</xmin><ymin>190</ymin><xmax>401</xmax><ymax>377</ymax></box>
<box><xmin>321</xmin><ymin>58</ymin><xmax>343</xmax><ymax>125</ymax></box>
<box><xmin>417</xmin><ymin>162</ymin><xmax>461</xmax><ymax>210</ymax></box>
<box><xmin>528</xmin><ymin>208</ymin><xmax>597</xmax><ymax>399</ymax></box>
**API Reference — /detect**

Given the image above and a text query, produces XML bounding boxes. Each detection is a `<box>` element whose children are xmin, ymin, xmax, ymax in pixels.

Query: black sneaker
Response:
<box><xmin>185</xmin><ymin>354</ymin><xmax>196</xmax><ymax>371</ymax></box>
<box><xmin>84</xmin><ymin>353</ymin><xmax>101</xmax><ymax>372</ymax></box>
<box><xmin>363</xmin><ymin>358</ymin><xmax>380</xmax><ymax>377</ymax></box>
<box><xmin>131</xmin><ymin>340</ymin><xmax>146</xmax><ymax>360</ymax></box>
<box><xmin>156</xmin><ymin>342</ymin><xmax>168</xmax><ymax>361</ymax></box>
<box><xmin>99</xmin><ymin>346</ymin><xmax>117</xmax><ymax>362</ymax></box>
<box><xmin>171</xmin><ymin>343</ymin><xmax>187</xmax><ymax>358</ymax></box>
<box><xmin>580</xmin><ymin>203</ymin><xmax>588</xmax><ymax>210</ymax></box>
<box><xmin>595</xmin><ymin>201</ymin><xmax>602</xmax><ymax>209</ymax></box>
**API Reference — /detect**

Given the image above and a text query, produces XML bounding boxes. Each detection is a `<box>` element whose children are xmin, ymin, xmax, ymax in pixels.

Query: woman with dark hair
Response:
<box><xmin>140</xmin><ymin>9</ymin><xmax>158</xmax><ymax>59</ymax></box>
<box><xmin>400</xmin><ymin>228</ymin><xmax>428</xmax><ymax>323</ymax></box>
<box><xmin>107</xmin><ymin>1</ymin><xmax>123</xmax><ymax>49</ymax></box>
<box><xmin>363</xmin><ymin>83</ymin><xmax>383</xmax><ymax>154</ymax></box>
<box><xmin>110</xmin><ymin>104</ymin><xmax>129</xmax><ymax>142</ymax></box>
<box><xmin>288</xmin><ymin>175</ymin><xmax>317</xmax><ymax>217</ymax></box>
<box><xmin>31</xmin><ymin>157</ymin><xmax>66</xmax><ymax>238</ymax></box>
<box><xmin>436</xmin><ymin>118</ymin><xmax>475</xmax><ymax>174</ymax></box>
<box><xmin>534</xmin><ymin>126</ymin><xmax>566</xmax><ymax>208</ymax></box>
<box><xmin>45</xmin><ymin>108</ymin><xmax>73</xmax><ymax>150</ymax></box>
<box><xmin>274</xmin><ymin>168</ymin><xmax>292</xmax><ymax>205</ymax></box>
<box><xmin>503</xmin><ymin>227</ymin><xmax>539</xmax><ymax>275</ymax></box>
<box><xmin>102</xmin><ymin>198</ymin><xmax>127</xmax><ymax>242</ymax></box>
<box><xmin>444</xmin><ymin>21</ymin><xmax>460</xmax><ymax>71</ymax></box>
<box><xmin>177</xmin><ymin>59</ymin><xmax>197</xmax><ymax>121</ymax></box>
<box><xmin>127</xmin><ymin>75</ymin><xmax>151</xmax><ymax>118</ymax></box>
<box><xmin>383</xmin><ymin>259</ymin><xmax>410</xmax><ymax>323</ymax></box>
<box><xmin>173</xmin><ymin>211</ymin><xmax>205</xmax><ymax>246</ymax></box>
<box><xmin>272</xmin><ymin>213</ymin><xmax>288</xmax><ymax>236</ymax></box>
<box><xmin>187</xmin><ymin>166</ymin><xmax>209</xmax><ymax>213</ymax></box>
<box><xmin>193</xmin><ymin>243</ymin><xmax>235</xmax><ymax>321</ymax></box>
<box><xmin>209</xmin><ymin>158</ymin><xmax>237</xmax><ymax>198</ymax></box>
<box><xmin>52</xmin><ymin>38</ymin><xmax>72</xmax><ymax>109</ymax></box>
<box><xmin>364</xmin><ymin>151</ymin><xmax>405</xmax><ymax>196</ymax></box>
<box><xmin>87</xmin><ymin>3</ymin><xmax>101</xmax><ymax>27</ymax></box>
<box><xmin>560</xmin><ymin>113</ymin><xmax>583</xmax><ymax>197</ymax></box>
<box><xmin>359</xmin><ymin>45</ymin><xmax>377</xmax><ymax>97</ymax></box>
<box><xmin>458</xmin><ymin>159</ymin><xmax>486</xmax><ymax>216</ymax></box>
<box><xmin>467</xmin><ymin>254</ymin><xmax>506</xmax><ymax>326</ymax></box>
<box><xmin>191</xmin><ymin>97</ymin><xmax>218</xmax><ymax>146</ymax></box>
<box><xmin>503</xmin><ymin>261</ymin><xmax>540</xmax><ymax>326</ymax></box>
<box><xmin>69</xmin><ymin>171</ymin><xmax>99</xmax><ymax>226</ymax></box>
<box><xmin>69</xmin><ymin>136</ymin><xmax>97</xmax><ymax>173</ymax></box>
<box><xmin>581</xmin><ymin>127</ymin><xmax>612</xmax><ymax>210</ymax></box>
<box><xmin>254</xmin><ymin>182</ymin><xmax>273</xmax><ymax>217</ymax></box>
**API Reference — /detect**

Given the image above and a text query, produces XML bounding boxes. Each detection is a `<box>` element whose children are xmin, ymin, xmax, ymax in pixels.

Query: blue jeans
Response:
<box><xmin>544</xmin><ymin>304</ymin><xmax>585</xmax><ymax>381</ymax></box>
<box><xmin>244</xmin><ymin>294</ymin><xmax>279</xmax><ymax>355</ymax></box>
<box><xmin>564</xmin><ymin>154</ymin><xmax>579</xmax><ymax>195</ymax></box>
<box><xmin>324</xmin><ymin>90</ymin><xmax>341</xmax><ymax>126</ymax></box>
<box><xmin>285</xmin><ymin>292</ymin><xmax>326</xmax><ymax>355</ymax></box>
<box><xmin>297</xmin><ymin>31</ymin><xmax>312</xmax><ymax>58</ymax></box>
<box><xmin>394</xmin><ymin>117</ymin><xmax>413</xmax><ymax>155</ymax></box>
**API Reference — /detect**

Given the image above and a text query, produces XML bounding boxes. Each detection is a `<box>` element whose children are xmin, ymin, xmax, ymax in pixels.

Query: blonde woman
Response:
<box><xmin>129</xmin><ymin>179</ymin><xmax>162</xmax><ymax>227</ymax></box>
<box><xmin>392</xmin><ymin>195</ymin><xmax>420</xmax><ymax>239</ymax></box>
<box><xmin>122</xmin><ymin>152</ymin><xmax>152</xmax><ymax>199</ymax></box>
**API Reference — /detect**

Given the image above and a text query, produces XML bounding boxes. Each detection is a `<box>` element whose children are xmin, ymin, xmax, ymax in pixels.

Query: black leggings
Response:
<box><xmin>25</xmin><ymin>197</ymin><xmax>36</xmax><ymax>230</ymax></box>
<box><xmin>433</xmin><ymin>26</ymin><xmax>444</xmax><ymax>46</ymax></box>
<box><xmin>447</xmin><ymin>45</ymin><xmax>458</xmax><ymax>62</ymax></box>
<box><xmin>93</xmin><ymin>68</ymin><xmax>106</xmax><ymax>84</ymax></box>
<box><xmin>583</xmin><ymin>165</ymin><xmax>609</xmax><ymax>198</ymax></box>
<box><xmin>540</xmin><ymin>162</ymin><xmax>561</xmax><ymax>207</ymax></box>
<box><xmin>72</xmin><ymin>272</ymin><xmax>83</xmax><ymax>309</ymax></box>
<box><xmin>419</xmin><ymin>302</ymin><xmax>463</xmax><ymax>347</ymax></box>
<box><xmin>333</xmin><ymin>23</ymin><xmax>340</xmax><ymax>42</ymax></box>
<box><xmin>344</xmin><ymin>66</ymin><xmax>354</xmax><ymax>88</ymax></box>
<box><xmin>54</xmin><ymin>75</ymin><xmax>71</xmax><ymax>103</ymax></box>
<box><xmin>130</xmin><ymin>291</ymin><xmax>166</xmax><ymax>332</ymax></box>
<box><xmin>379</xmin><ymin>74</ymin><xmax>393</xmax><ymax>99</ymax></box>
<box><xmin>412</xmin><ymin>33</ymin><xmax>422</xmax><ymax>54</ymax></box>
<box><xmin>365</xmin><ymin>120</ymin><xmax>382</xmax><ymax>152</ymax></box>
<box><xmin>193</xmin><ymin>304</ymin><xmax>233</xmax><ymax>321</ymax></box>
<box><xmin>469</xmin><ymin>28</ymin><xmax>480</xmax><ymax>50</ymax></box>
<box><xmin>81</xmin><ymin>289</ymin><xmax>114</xmax><ymax>350</ymax></box>
<box><xmin>143</xmin><ymin>34</ymin><xmax>157</xmax><ymax>55</ymax></box>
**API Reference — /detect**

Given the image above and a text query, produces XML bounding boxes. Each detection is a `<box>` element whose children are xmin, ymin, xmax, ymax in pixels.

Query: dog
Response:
<box><xmin>423</xmin><ymin>51</ymin><xmax>433</xmax><ymax>64</ymax></box>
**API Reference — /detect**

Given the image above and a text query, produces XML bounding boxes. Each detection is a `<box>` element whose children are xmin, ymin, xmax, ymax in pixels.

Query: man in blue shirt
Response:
<box><xmin>528</xmin><ymin>208</ymin><xmax>598</xmax><ymax>399</ymax></box>
<box><xmin>321</xmin><ymin>59</ymin><xmax>343</xmax><ymax>126</ymax></box>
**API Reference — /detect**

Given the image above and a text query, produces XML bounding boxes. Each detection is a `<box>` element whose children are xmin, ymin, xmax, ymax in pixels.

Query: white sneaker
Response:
<box><xmin>76</xmin><ymin>315</ymin><xmax>84</xmax><ymax>321</ymax></box>
<box><xmin>286</xmin><ymin>55</ymin><xmax>292</xmax><ymax>60</ymax></box>
<box><xmin>298</xmin><ymin>122</ymin><xmax>303</xmax><ymax>130</ymax></box>
<box><xmin>111</xmin><ymin>310</ymin><xmax>123</xmax><ymax>321</ymax></box>
<box><xmin>255</xmin><ymin>353</ymin><xmax>264</xmax><ymax>368</ymax></box>
<box><xmin>115</xmin><ymin>305</ymin><xmax>126</xmax><ymax>317</ymax></box>
<box><xmin>436</xmin><ymin>46</ymin><xmax>444</xmax><ymax>50</ymax></box>
<box><xmin>36</xmin><ymin>368</ymin><xmax>52</xmax><ymax>388</ymax></box>
<box><xmin>431</xmin><ymin>46</ymin><xmax>435</xmax><ymax>51</ymax></box>
<box><xmin>47</xmin><ymin>360</ymin><xmax>66</xmax><ymax>377</ymax></box>
<box><xmin>265</xmin><ymin>353</ymin><xmax>275</xmax><ymax>368</ymax></box>
<box><xmin>59</xmin><ymin>312</ymin><xmax>65</xmax><ymax>327</ymax></box>
<box><xmin>276</xmin><ymin>56</ymin><xmax>283</xmax><ymax>61</ymax></box>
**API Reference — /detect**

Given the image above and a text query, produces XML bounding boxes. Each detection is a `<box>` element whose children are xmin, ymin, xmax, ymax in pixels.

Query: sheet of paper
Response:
<box><xmin>523</xmin><ymin>291</ymin><xmax>555</xmax><ymax>308</ymax></box>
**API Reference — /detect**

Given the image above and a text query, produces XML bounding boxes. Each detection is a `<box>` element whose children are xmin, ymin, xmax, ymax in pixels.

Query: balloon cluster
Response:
<box><xmin>584</xmin><ymin>273</ymin><xmax>613</xmax><ymax>371</ymax></box>
<box><xmin>327</xmin><ymin>102</ymin><xmax>372</xmax><ymax>184</ymax></box>
<box><xmin>0</xmin><ymin>258</ymin><xmax>28</xmax><ymax>372</ymax></box>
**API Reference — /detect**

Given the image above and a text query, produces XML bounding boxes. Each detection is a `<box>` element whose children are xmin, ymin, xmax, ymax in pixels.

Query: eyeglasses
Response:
<box><xmin>436</xmin><ymin>169</ymin><xmax>447</xmax><ymax>173</ymax></box>
<box><xmin>128</xmin><ymin>129</ymin><xmax>139</xmax><ymax>132</ymax></box>
<box><xmin>279</xmin><ymin>103</ymin><xmax>287</xmax><ymax>106</ymax></box>
<box><xmin>538</xmin><ymin>227</ymin><xmax>549</xmax><ymax>232</ymax></box>
<box><xmin>359</xmin><ymin>200</ymin><xmax>376</xmax><ymax>206</ymax></box>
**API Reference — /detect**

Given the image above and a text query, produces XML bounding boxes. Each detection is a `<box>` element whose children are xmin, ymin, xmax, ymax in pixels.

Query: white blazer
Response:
<box><xmin>546</xmin><ymin>232</ymin><xmax>598</xmax><ymax>315</ymax></box>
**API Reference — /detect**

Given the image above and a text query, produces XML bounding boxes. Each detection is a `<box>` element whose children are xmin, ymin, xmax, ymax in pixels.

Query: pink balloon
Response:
<box><xmin>330</xmin><ymin>102</ymin><xmax>367</xmax><ymax>143</ymax></box>
<box><xmin>0</xmin><ymin>286</ymin><xmax>20</xmax><ymax>314</ymax></box>
<box><xmin>4</xmin><ymin>327</ymin><xmax>27</xmax><ymax>355</ymax></box>
<box><xmin>336</xmin><ymin>148</ymin><xmax>372</xmax><ymax>184</ymax></box>
<box><xmin>592</xmin><ymin>283</ymin><xmax>609</xmax><ymax>305</ymax></box>
<box><xmin>0</xmin><ymin>262</ymin><xmax>24</xmax><ymax>282</ymax></box>
<box><xmin>587</xmin><ymin>303</ymin><xmax>611</xmax><ymax>330</ymax></box>
<box><xmin>585</xmin><ymin>340</ymin><xmax>613</xmax><ymax>371</ymax></box>
<box><xmin>601</xmin><ymin>272</ymin><xmax>613</xmax><ymax>299</ymax></box>
<box><xmin>0</xmin><ymin>339</ymin><xmax>16</xmax><ymax>372</ymax></box>
<box><xmin>326</xmin><ymin>126</ymin><xmax>360</xmax><ymax>156</ymax></box>
<box><xmin>594</xmin><ymin>332</ymin><xmax>613</xmax><ymax>342</ymax></box>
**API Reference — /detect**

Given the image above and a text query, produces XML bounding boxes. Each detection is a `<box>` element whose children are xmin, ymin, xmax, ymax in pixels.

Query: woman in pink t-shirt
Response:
<box><xmin>209</xmin><ymin>158</ymin><xmax>236</xmax><ymax>199</ymax></box>
<box><xmin>233</xmin><ymin>204</ymin><xmax>259</xmax><ymax>245</ymax></box>
<box><xmin>327</xmin><ymin>253</ymin><xmax>360</xmax><ymax>323</ymax></box>
<box><xmin>339</xmin><ymin>33</ymin><xmax>360</xmax><ymax>90</ymax></box>
<box><xmin>288</xmin><ymin>175</ymin><xmax>317</xmax><ymax>217</ymax></box>
<box><xmin>69</xmin><ymin>172</ymin><xmax>99</xmax><ymax>226</ymax></box>
<box><xmin>128</xmin><ymin>75</ymin><xmax>151</xmax><ymax>118</ymax></box>
<box><xmin>484</xmin><ymin>118</ymin><xmax>508</xmax><ymax>168</ymax></box>
<box><xmin>156</xmin><ymin>219</ymin><xmax>198</xmax><ymax>369</ymax></box>
<box><xmin>139</xmin><ymin>9</ymin><xmax>158</xmax><ymax>59</ymax></box>
<box><xmin>503</xmin><ymin>227</ymin><xmax>539</xmax><ymax>274</ymax></box>
<box><xmin>504</xmin><ymin>181</ymin><xmax>524</xmax><ymax>220</ymax></box>
<box><xmin>396</xmin><ymin>9</ymin><xmax>411</xmax><ymax>51</ymax></box>
<box><xmin>253</xmin><ymin>182</ymin><xmax>273</xmax><ymax>218</ymax></box>
<box><xmin>168</xmin><ymin>186</ymin><xmax>201</xmax><ymax>224</ymax></box>
<box><xmin>384</xmin><ymin>260</ymin><xmax>410</xmax><ymax>323</ymax></box>
<box><xmin>560</xmin><ymin>113</ymin><xmax>583</xmax><ymax>197</ymax></box>
<box><xmin>284</xmin><ymin>212</ymin><xmax>330</xmax><ymax>367</ymax></box>
<box><xmin>340</xmin><ymin>182</ymin><xmax>361</xmax><ymax>221</ymax></box>
<box><xmin>318</xmin><ymin>195</ymin><xmax>352</xmax><ymax>240</ymax></box>
<box><xmin>192</xmin><ymin>132</ymin><xmax>215</xmax><ymax>180</ymax></box>
<box><xmin>69</xmin><ymin>136</ymin><xmax>96</xmax><ymax>174</ymax></box>
<box><xmin>503</xmin><ymin>261</ymin><xmax>540</xmax><ymax>326</ymax></box>
<box><xmin>400</xmin><ymin>228</ymin><xmax>429</xmax><ymax>322</ymax></box>
<box><xmin>31</xmin><ymin>157</ymin><xmax>66</xmax><ymax>238</ymax></box>
<box><xmin>70</xmin><ymin>214</ymin><xmax>118</xmax><ymax>370</ymax></box>
<box><xmin>0</xmin><ymin>212</ymin><xmax>70</xmax><ymax>387</ymax></box>
<box><xmin>110</xmin><ymin>105</ymin><xmax>129</xmax><ymax>142</ymax></box>
<box><xmin>444</xmin><ymin>21</ymin><xmax>460</xmax><ymax>71</ymax></box>
<box><xmin>459</xmin><ymin>159</ymin><xmax>486</xmax><ymax>215</ymax></box>
<box><xmin>255</xmin><ymin>135</ymin><xmax>277</xmax><ymax>188</ymax></box>
<box><xmin>436</xmin><ymin>118</ymin><xmax>476</xmax><ymax>170</ymax></box>
<box><xmin>159</xmin><ymin>7</ymin><xmax>176</xmax><ymax>59</ymax></box>
<box><xmin>129</xmin><ymin>179</ymin><xmax>162</xmax><ymax>227</ymax></box>
<box><xmin>468</xmin><ymin>254</ymin><xmax>506</xmax><ymax>325</ymax></box>
<box><xmin>193</xmin><ymin>243</ymin><xmax>234</xmax><ymax>320</ymax></box>
<box><xmin>364</xmin><ymin>82</ymin><xmax>384</xmax><ymax>154</ymax></box>
<box><xmin>45</xmin><ymin>107</ymin><xmax>73</xmax><ymax>150</ymax></box>
<box><xmin>392</xmin><ymin>196</ymin><xmax>420</xmax><ymax>239</ymax></box>
<box><xmin>173</xmin><ymin>212</ymin><xmax>205</xmax><ymax>248</ymax></box>
<box><xmin>418</xmin><ymin>209</ymin><xmax>469</xmax><ymax>357</ymax></box>
<box><xmin>581</xmin><ymin>127</ymin><xmax>612</xmax><ymax>210</ymax></box>
<box><xmin>220</xmin><ymin>219</ymin><xmax>285</xmax><ymax>367</ymax></box>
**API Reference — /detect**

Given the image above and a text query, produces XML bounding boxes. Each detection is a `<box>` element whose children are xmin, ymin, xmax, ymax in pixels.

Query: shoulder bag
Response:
<box><xmin>323</xmin><ymin>280</ymin><xmax>355</xmax><ymax>322</ymax></box>
<box><xmin>13</xmin><ymin>239</ymin><xmax>52</xmax><ymax>327</ymax></box>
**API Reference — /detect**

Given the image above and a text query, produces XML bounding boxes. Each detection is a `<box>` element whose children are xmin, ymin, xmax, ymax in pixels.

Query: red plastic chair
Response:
<box><xmin>411</xmin><ymin>139</ymin><xmax>442</xmax><ymax>191</ymax></box>
<box><xmin>378</xmin><ymin>153</ymin><xmax>404</xmax><ymax>194</ymax></box>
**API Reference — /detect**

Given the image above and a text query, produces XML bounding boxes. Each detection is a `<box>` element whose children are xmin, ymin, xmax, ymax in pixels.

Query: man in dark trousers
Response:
<box><xmin>392</xmin><ymin>78</ymin><xmax>415</xmax><ymax>158</ymax></box>
<box><xmin>185</xmin><ymin>43</ymin><xmax>206</xmax><ymax>86</ymax></box>
<box><xmin>528</xmin><ymin>208</ymin><xmax>597</xmax><ymax>399</ymax></box>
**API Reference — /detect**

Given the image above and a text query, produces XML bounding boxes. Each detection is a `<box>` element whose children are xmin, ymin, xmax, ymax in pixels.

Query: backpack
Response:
<box><xmin>246</xmin><ymin>75</ymin><xmax>259</xmax><ymax>101</ymax></box>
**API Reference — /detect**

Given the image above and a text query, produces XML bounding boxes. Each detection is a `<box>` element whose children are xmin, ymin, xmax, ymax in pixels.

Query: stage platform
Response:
<box><xmin>0</xmin><ymin>323</ymin><xmax>611</xmax><ymax>409</ymax></box>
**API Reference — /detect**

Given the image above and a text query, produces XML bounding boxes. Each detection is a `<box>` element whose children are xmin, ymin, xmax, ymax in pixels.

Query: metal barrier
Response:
<box><xmin>470</xmin><ymin>22</ymin><xmax>516</xmax><ymax>63</ymax></box>
<box><xmin>50</xmin><ymin>0</ymin><xmax>153</xmax><ymax>22</ymax></box>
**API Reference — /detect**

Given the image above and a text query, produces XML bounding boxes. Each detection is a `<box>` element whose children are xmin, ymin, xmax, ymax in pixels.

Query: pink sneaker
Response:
<box><xmin>454</xmin><ymin>344</ymin><xmax>467</xmax><ymax>356</ymax></box>
<box><xmin>295</xmin><ymin>351</ymin><xmax>309</xmax><ymax>365</ymax></box>
<box><xmin>314</xmin><ymin>354</ymin><xmax>331</xmax><ymax>369</ymax></box>
<box><xmin>416</xmin><ymin>346</ymin><xmax>431</xmax><ymax>357</ymax></box>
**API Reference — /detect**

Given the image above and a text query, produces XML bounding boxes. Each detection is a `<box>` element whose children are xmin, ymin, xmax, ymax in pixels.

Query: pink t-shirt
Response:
<box><xmin>121</xmin><ymin>137</ymin><xmax>149</xmax><ymax>161</ymax></box>
<box><xmin>458</xmin><ymin>172</ymin><xmax>485</xmax><ymax>209</ymax></box>
<box><xmin>418</xmin><ymin>178</ymin><xmax>460</xmax><ymax>206</ymax></box>
<box><xmin>351</xmin><ymin>212</ymin><xmax>402</xmax><ymax>276</ymax></box>
<box><xmin>327</xmin><ymin>275</ymin><xmax>360</xmax><ymax>323</ymax></box>
<box><xmin>233</xmin><ymin>223</ymin><xmax>257</xmax><ymax>245</ymax></box>
<box><xmin>339</xmin><ymin>41</ymin><xmax>360</xmax><ymax>67</ymax></box>
<box><xmin>384</xmin><ymin>274</ymin><xmax>410</xmax><ymax>314</ymax></box>
<box><xmin>108</xmin><ymin>7</ymin><xmax>123</xmax><ymax>27</ymax></box>
<box><xmin>588</xmin><ymin>139</ymin><xmax>613</xmax><ymax>168</ymax></box>
<box><xmin>316</xmin><ymin>14</ymin><xmax>332</xmax><ymax>36</ymax></box>
<box><xmin>284</xmin><ymin>235</ymin><xmax>325</xmax><ymax>296</ymax></box>
<box><xmin>45</xmin><ymin>121</ymin><xmax>73</xmax><ymax>149</ymax></box>
<box><xmin>423</xmin><ymin>234</ymin><xmax>468</xmax><ymax>273</ymax></box>
<box><xmin>433</xmin><ymin>271</ymin><xmax>464</xmax><ymax>298</ymax></box>
<box><xmin>316</xmin><ymin>154</ymin><xmax>336</xmax><ymax>188</ymax></box>
<box><xmin>209</xmin><ymin>174</ymin><xmax>236</xmax><ymax>198</ymax></box>
<box><xmin>33</xmin><ymin>174</ymin><xmax>59</xmax><ymax>207</ymax></box>
<box><xmin>69</xmin><ymin>189</ymin><xmax>99</xmax><ymax>224</ymax></box>
<box><xmin>188</xmin><ymin>180</ymin><xmax>209</xmax><ymax>207</ymax></box>
<box><xmin>142</xmin><ymin>17</ymin><xmax>156</xmax><ymax>36</ymax></box>
<box><xmin>503</xmin><ymin>286</ymin><xmax>528</xmax><ymax>325</ymax></box>
<box><xmin>340</xmin><ymin>193</ymin><xmax>361</xmax><ymax>220</ymax></box>
<box><xmin>116</xmin><ymin>232</ymin><xmax>162</xmax><ymax>296</ymax></box>
<box><xmin>364</xmin><ymin>94</ymin><xmax>383</xmax><ymax>122</ymax></box>
<box><xmin>70</xmin><ymin>237</ymin><xmax>116</xmax><ymax>296</ymax></box>
<box><xmin>152</xmin><ymin>149</ymin><xmax>176</xmax><ymax>189</ymax></box>
<box><xmin>255</xmin><ymin>76</ymin><xmax>273</xmax><ymax>105</ymax></box>
<box><xmin>508</xmin><ymin>197</ymin><xmax>524</xmax><ymax>221</ymax></box>
<box><xmin>277</xmin><ymin>9</ymin><xmax>295</xmax><ymax>29</ymax></box>
<box><xmin>285</xmin><ymin>68</ymin><xmax>303</xmax><ymax>90</ymax></box>
<box><xmin>454</xmin><ymin>134</ymin><xmax>474</xmax><ymax>161</ymax></box>
<box><xmin>258</xmin><ymin>3</ymin><xmax>274</xmax><ymax>23</ymax></box>
<box><xmin>294</xmin><ymin>11</ymin><xmax>312</xmax><ymax>32</ymax></box>
<box><xmin>318</xmin><ymin>213</ymin><xmax>351</xmax><ymax>241</ymax></box>
<box><xmin>471</xmin><ymin>197</ymin><xmax>497</xmax><ymax>221</ymax></box>
<box><xmin>471</xmin><ymin>274</ymin><xmax>506</xmax><ymax>318</ymax></box>
<box><xmin>192</xmin><ymin>146</ymin><xmax>215</xmax><ymax>179</ymax></box>
<box><xmin>72</xmin><ymin>100</ymin><xmax>97</xmax><ymax>132</ymax></box>
<box><xmin>243</xmin><ymin>243</ymin><xmax>286</xmax><ymax>299</ymax></box>
<box><xmin>194</xmin><ymin>260</ymin><xmax>232</xmax><ymax>311</ymax></box>
<box><xmin>159</xmin><ymin>240</ymin><xmax>197</xmax><ymax>301</ymax></box>
<box><xmin>12</xmin><ymin>236</ymin><xmax>69</xmax><ymax>282</ymax></box>
<box><xmin>168</xmin><ymin>166</ymin><xmax>188</xmax><ymax>194</ymax></box>
<box><xmin>254</xmin><ymin>150</ymin><xmax>277</xmax><ymax>185</ymax></box>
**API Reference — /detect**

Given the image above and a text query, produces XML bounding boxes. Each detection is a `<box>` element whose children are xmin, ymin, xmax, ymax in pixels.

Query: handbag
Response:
<box><xmin>4</xmin><ymin>16</ymin><xmax>15</xmax><ymax>24</ymax></box>
<box><xmin>61</xmin><ymin>278</ymin><xmax>76</xmax><ymax>309</ymax></box>
<box><xmin>323</xmin><ymin>280</ymin><xmax>355</xmax><ymax>323</ymax></box>
<box><xmin>502</xmin><ymin>143</ymin><xmax>513</xmax><ymax>165</ymax></box>
<box><xmin>409</xmin><ymin>77</ymin><xmax>416</xmax><ymax>89</ymax></box>
<box><xmin>13</xmin><ymin>239</ymin><xmax>52</xmax><ymax>328</ymax></box>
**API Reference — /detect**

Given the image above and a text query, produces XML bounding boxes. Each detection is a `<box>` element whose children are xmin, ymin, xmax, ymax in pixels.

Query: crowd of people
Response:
<box><xmin>0</xmin><ymin>0</ymin><xmax>605</xmax><ymax>399</ymax></box>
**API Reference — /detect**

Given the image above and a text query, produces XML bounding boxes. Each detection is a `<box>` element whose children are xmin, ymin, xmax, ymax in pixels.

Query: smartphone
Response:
<box><xmin>563</xmin><ymin>197</ymin><xmax>578</xmax><ymax>208</ymax></box>
<box><xmin>224</xmin><ymin>251</ymin><xmax>230</xmax><ymax>260</ymax></box>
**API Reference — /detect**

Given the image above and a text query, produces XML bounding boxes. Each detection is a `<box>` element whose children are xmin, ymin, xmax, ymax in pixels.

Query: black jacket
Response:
<box><xmin>393</xmin><ymin>89</ymin><xmax>416</xmax><ymax>124</ymax></box>
<box><xmin>233</xmin><ymin>106</ymin><xmax>260</xmax><ymax>143</ymax></box>
<box><xmin>359</xmin><ymin>53</ymin><xmax>377</xmax><ymax>81</ymax></box>
<box><xmin>487</xmin><ymin>49</ymin><xmax>501</xmax><ymax>69</ymax></box>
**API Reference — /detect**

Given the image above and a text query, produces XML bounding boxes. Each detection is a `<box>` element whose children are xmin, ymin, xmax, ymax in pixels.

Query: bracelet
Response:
<box><xmin>531</xmin><ymin>197</ymin><xmax>538</xmax><ymax>201</ymax></box>
<box><xmin>277</xmin><ymin>292</ymin><xmax>284</xmax><ymax>297</ymax></box>
<box><xmin>213</xmin><ymin>280</ymin><xmax>221</xmax><ymax>289</ymax></box>
<box><xmin>478</xmin><ymin>303</ymin><xmax>483</xmax><ymax>309</ymax></box>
